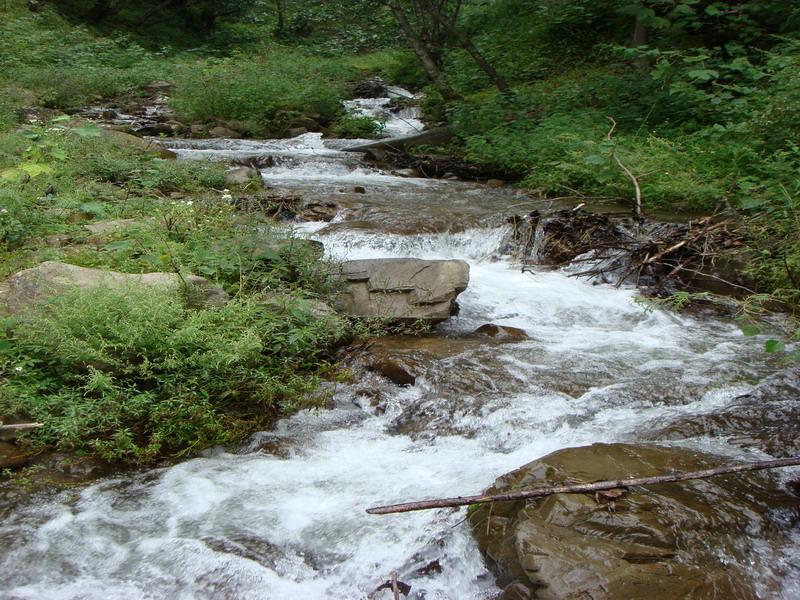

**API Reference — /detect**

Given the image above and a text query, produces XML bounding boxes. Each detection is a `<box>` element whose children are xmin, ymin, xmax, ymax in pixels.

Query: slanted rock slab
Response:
<box><xmin>0</xmin><ymin>261</ymin><xmax>228</xmax><ymax>314</ymax></box>
<box><xmin>469</xmin><ymin>443</ymin><xmax>800</xmax><ymax>600</ymax></box>
<box><xmin>336</xmin><ymin>258</ymin><xmax>469</xmax><ymax>323</ymax></box>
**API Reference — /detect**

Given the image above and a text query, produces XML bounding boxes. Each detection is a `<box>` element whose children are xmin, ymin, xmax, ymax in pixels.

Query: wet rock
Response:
<box><xmin>288</xmin><ymin>127</ymin><xmax>308</xmax><ymax>138</ymax></box>
<box><xmin>335</xmin><ymin>258</ymin><xmax>469</xmax><ymax>323</ymax></box>
<box><xmin>17</xmin><ymin>106</ymin><xmax>64</xmax><ymax>124</ymax></box>
<box><xmin>209</xmin><ymin>125</ymin><xmax>241</xmax><ymax>138</ymax></box>
<box><xmin>473</xmin><ymin>324</ymin><xmax>529</xmax><ymax>339</ymax></box>
<box><xmin>190</xmin><ymin>124</ymin><xmax>208</xmax><ymax>137</ymax></box>
<box><xmin>101</xmin><ymin>129</ymin><xmax>176</xmax><ymax>159</ymax></box>
<box><xmin>223</xmin><ymin>120</ymin><xmax>252</xmax><ymax>136</ymax></box>
<box><xmin>393</xmin><ymin>168</ymin><xmax>420</xmax><ymax>178</ymax></box>
<box><xmin>353</xmin><ymin>76</ymin><xmax>387</xmax><ymax>98</ymax></box>
<box><xmin>499</xmin><ymin>583</ymin><xmax>533</xmax><ymax>600</ymax></box>
<box><xmin>134</xmin><ymin>122</ymin><xmax>174</xmax><ymax>136</ymax></box>
<box><xmin>0</xmin><ymin>261</ymin><xmax>228</xmax><ymax>314</ymax></box>
<box><xmin>0</xmin><ymin>442</ymin><xmax>28</xmax><ymax>469</ymax></box>
<box><xmin>648</xmin><ymin>368</ymin><xmax>800</xmax><ymax>457</ymax></box>
<box><xmin>299</xmin><ymin>201</ymin><xmax>339</xmax><ymax>222</ymax></box>
<box><xmin>34</xmin><ymin>453</ymin><xmax>113</xmax><ymax>484</ymax></box>
<box><xmin>353</xmin><ymin>185</ymin><xmax>367</xmax><ymax>194</ymax></box>
<box><xmin>367</xmin><ymin>357</ymin><xmax>417</xmax><ymax>386</ymax></box>
<box><xmin>486</xmin><ymin>178</ymin><xmax>505</xmax><ymax>188</ymax></box>
<box><xmin>224</xmin><ymin>166</ymin><xmax>264</xmax><ymax>188</ymax></box>
<box><xmin>469</xmin><ymin>443</ymin><xmax>800</xmax><ymax>600</ymax></box>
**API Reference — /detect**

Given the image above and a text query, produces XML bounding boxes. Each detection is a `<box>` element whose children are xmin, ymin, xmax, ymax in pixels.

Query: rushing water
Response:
<box><xmin>1</xmin><ymin>96</ymin><xmax>799</xmax><ymax>600</ymax></box>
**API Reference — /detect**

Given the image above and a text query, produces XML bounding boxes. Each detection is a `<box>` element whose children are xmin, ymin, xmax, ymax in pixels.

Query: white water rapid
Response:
<box><xmin>1</xmin><ymin>95</ymin><xmax>799</xmax><ymax>599</ymax></box>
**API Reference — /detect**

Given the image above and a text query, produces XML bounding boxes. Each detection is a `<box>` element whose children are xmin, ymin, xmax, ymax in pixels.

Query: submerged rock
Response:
<box><xmin>335</xmin><ymin>258</ymin><xmax>469</xmax><ymax>323</ymax></box>
<box><xmin>0</xmin><ymin>261</ymin><xmax>228</xmax><ymax>314</ymax></box>
<box><xmin>0</xmin><ymin>442</ymin><xmax>28</xmax><ymax>469</ymax></box>
<box><xmin>469</xmin><ymin>443</ymin><xmax>800</xmax><ymax>600</ymax></box>
<box><xmin>473</xmin><ymin>324</ymin><xmax>529</xmax><ymax>339</ymax></box>
<box><xmin>649</xmin><ymin>368</ymin><xmax>800</xmax><ymax>457</ymax></box>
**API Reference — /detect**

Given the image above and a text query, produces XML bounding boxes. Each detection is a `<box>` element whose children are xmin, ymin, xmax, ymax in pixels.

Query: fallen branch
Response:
<box><xmin>607</xmin><ymin>117</ymin><xmax>642</xmax><ymax>219</ymax></box>
<box><xmin>366</xmin><ymin>455</ymin><xmax>800</xmax><ymax>515</ymax></box>
<box><xmin>0</xmin><ymin>422</ymin><xmax>43</xmax><ymax>441</ymax></box>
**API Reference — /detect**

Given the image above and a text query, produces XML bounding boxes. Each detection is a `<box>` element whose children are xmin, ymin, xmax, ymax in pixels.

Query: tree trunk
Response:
<box><xmin>632</xmin><ymin>17</ymin><xmax>650</xmax><ymax>68</ymax></box>
<box><xmin>274</xmin><ymin>0</ymin><xmax>286</xmax><ymax>36</ymax></box>
<box><xmin>424</xmin><ymin>3</ymin><xmax>511</xmax><ymax>95</ymax></box>
<box><xmin>87</xmin><ymin>0</ymin><xmax>116</xmax><ymax>22</ymax></box>
<box><xmin>384</xmin><ymin>0</ymin><xmax>461</xmax><ymax>102</ymax></box>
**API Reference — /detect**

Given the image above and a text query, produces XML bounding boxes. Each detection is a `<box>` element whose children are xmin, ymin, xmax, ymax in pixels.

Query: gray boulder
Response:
<box><xmin>0</xmin><ymin>261</ymin><xmax>228</xmax><ymax>314</ymax></box>
<box><xmin>224</xmin><ymin>166</ymin><xmax>264</xmax><ymax>188</ymax></box>
<box><xmin>335</xmin><ymin>258</ymin><xmax>469</xmax><ymax>322</ymax></box>
<box><xmin>209</xmin><ymin>125</ymin><xmax>242</xmax><ymax>139</ymax></box>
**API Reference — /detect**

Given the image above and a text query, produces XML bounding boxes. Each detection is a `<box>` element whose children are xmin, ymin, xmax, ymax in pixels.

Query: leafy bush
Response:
<box><xmin>171</xmin><ymin>50</ymin><xmax>353</xmax><ymax>134</ymax></box>
<box><xmin>0</xmin><ymin>284</ymin><xmax>342</xmax><ymax>462</ymax></box>
<box><xmin>330</xmin><ymin>113</ymin><xmax>381</xmax><ymax>138</ymax></box>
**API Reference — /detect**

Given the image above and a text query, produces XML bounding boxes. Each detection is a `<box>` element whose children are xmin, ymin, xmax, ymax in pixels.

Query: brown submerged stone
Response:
<box><xmin>469</xmin><ymin>443</ymin><xmax>800</xmax><ymax>600</ymax></box>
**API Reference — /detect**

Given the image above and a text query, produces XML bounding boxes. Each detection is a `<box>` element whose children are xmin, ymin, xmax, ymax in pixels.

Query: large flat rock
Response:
<box><xmin>0</xmin><ymin>261</ymin><xmax>227</xmax><ymax>314</ymax></box>
<box><xmin>469</xmin><ymin>443</ymin><xmax>800</xmax><ymax>600</ymax></box>
<box><xmin>335</xmin><ymin>258</ymin><xmax>469</xmax><ymax>323</ymax></box>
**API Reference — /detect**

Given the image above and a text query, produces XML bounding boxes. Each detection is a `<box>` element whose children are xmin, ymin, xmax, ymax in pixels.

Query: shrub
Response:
<box><xmin>330</xmin><ymin>113</ymin><xmax>381</xmax><ymax>138</ymax></box>
<box><xmin>0</xmin><ymin>284</ymin><xmax>341</xmax><ymax>462</ymax></box>
<box><xmin>171</xmin><ymin>50</ymin><xmax>353</xmax><ymax>134</ymax></box>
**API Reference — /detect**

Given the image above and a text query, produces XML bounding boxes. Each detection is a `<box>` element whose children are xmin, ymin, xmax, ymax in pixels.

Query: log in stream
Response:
<box><xmin>366</xmin><ymin>456</ymin><xmax>800</xmax><ymax>515</ymax></box>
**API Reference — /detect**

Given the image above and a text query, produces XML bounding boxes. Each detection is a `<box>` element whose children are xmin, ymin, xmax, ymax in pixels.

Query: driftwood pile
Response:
<box><xmin>507</xmin><ymin>208</ymin><xmax>748</xmax><ymax>295</ymax></box>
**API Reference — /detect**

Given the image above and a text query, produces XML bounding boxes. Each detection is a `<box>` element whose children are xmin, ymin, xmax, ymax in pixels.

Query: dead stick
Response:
<box><xmin>366</xmin><ymin>456</ymin><xmax>800</xmax><ymax>515</ymax></box>
<box><xmin>0</xmin><ymin>422</ymin><xmax>43</xmax><ymax>441</ymax></box>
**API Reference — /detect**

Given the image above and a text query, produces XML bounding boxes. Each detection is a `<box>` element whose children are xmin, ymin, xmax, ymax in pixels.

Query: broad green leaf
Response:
<box><xmin>584</xmin><ymin>154</ymin><xmax>608</xmax><ymax>165</ymax></box>
<box><xmin>738</xmin><ymin>197</ymin><xmax>766</xmax><ymax>210</ymax></box>
<box><xmin>20</xmin><ymin>162</ymin><xmax>53</xmax><ymax>177</ymax></box>
<box><xmin>51</xmin><ymin>115</ymin><xmax>72</xmax><ymax>123</ymax></box>
<box><xmin>0</xmin><ymin>168</ymin><xmax>21</xmax><ymax>181</ymax></box>
<box><xmin>764</xmin><ymin>339</ymin><xmax>785</xmax><ymax>353</ymax></box>
<box><xmin>687</xmin><ymin>69</ymin><xmax>719</xmax><ymax>81</ymax></box>
<box><xmin>739</xmin><ymin>323</ymin><xmax>760</xmax><ymax>336</ymax></box>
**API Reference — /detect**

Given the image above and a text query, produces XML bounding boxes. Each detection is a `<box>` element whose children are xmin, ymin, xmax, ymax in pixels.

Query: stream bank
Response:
<box><xmin>1</xmin><ymin>90</ymin><xmax>799</xmax><ymax>599</ymax></box>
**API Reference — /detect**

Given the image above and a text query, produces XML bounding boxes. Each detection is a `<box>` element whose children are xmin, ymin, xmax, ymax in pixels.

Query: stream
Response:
<box><xmin>1</xmin><ymin>95</ymin><xmax>799</xmax><ymax>599</ymax></box>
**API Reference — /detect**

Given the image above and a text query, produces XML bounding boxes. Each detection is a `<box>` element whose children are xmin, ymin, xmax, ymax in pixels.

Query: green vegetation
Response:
<box><xmin>0</xmin><ymin>114</ymin><xmax>347</xmax><ymax>464</ymax></box>
<box><xmin>1</xmin><ymin>286</ymin><xmax>340</xmax><ymax>462</ymax></box>
<box><xmin>424</xmin><ymin>0</ymin><xmax>799</xmax><ymax>312</ymax></box>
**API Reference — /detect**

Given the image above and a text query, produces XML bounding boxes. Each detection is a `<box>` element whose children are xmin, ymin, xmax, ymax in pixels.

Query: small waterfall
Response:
<box><xmin>342</xmin><ymin>86</ymin><xmax>424</xmax><ymax>138</ymax></box>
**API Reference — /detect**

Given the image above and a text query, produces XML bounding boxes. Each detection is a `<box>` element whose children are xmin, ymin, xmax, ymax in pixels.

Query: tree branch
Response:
<box><xmin>366</xmin><ymin>455</ymin><xmax>800</xmax><ymax>515</ymax></box>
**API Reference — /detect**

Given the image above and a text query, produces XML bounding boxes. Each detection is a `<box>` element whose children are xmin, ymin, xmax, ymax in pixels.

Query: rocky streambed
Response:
<box><xmin>1</xmin><ymin>93</ymin><xmax>799</xmax><ymax>599</ymax></box>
